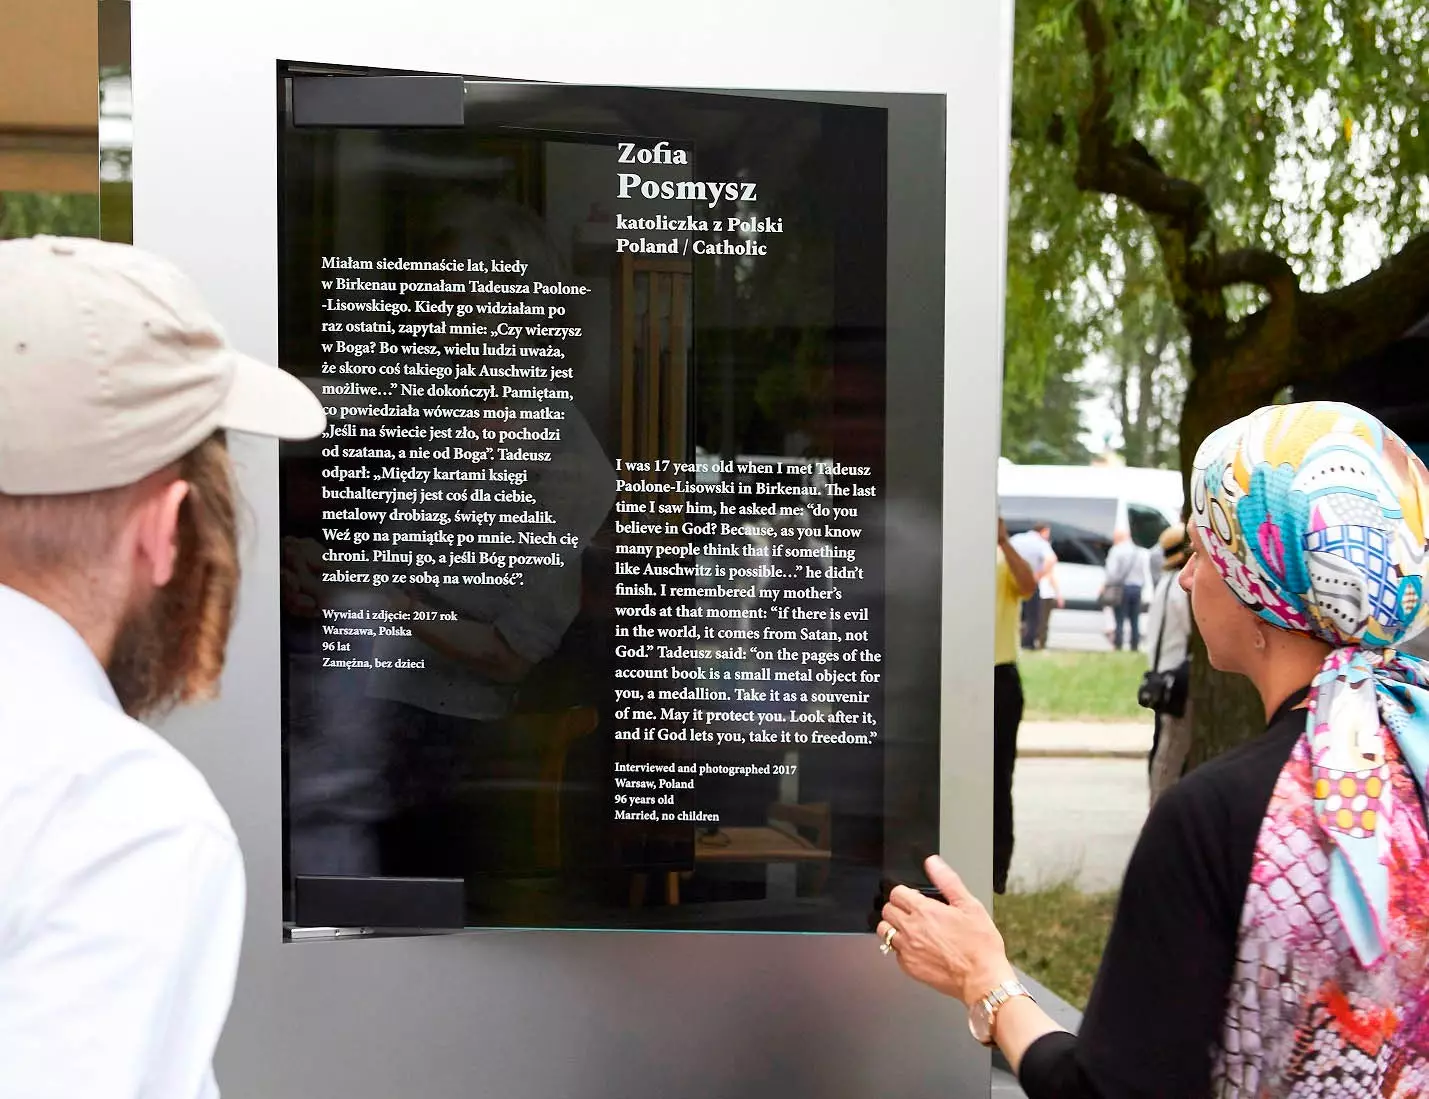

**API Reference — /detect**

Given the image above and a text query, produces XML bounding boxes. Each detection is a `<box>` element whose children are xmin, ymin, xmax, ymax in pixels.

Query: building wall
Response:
<box><xmin>0</xmin><ymin>0</ymin><xmax>97</xmax><ymax>192</ymax></box>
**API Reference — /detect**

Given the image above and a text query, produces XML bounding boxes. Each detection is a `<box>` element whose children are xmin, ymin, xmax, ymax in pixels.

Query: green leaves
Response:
<box><xmin>0</xmin><ymin>193</ymin><xmax>100</xmax><ymax>241</ymax></box>
<box><xmin>1002</xmin><ymin>365</ymin><xmax>1095</xmax><ymax>464</ymax></box>
<box><xmin>1005</xmin><ymin>0</ymin><xmax>1429</xmax><ymax>462</ymax></box>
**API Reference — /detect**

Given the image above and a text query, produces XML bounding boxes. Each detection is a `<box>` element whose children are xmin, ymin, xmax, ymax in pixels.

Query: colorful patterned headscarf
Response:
<box><xmin>1190</xmin><ymin>401</ymin><xmax>1429</xmax><ymax>966</ymax></box>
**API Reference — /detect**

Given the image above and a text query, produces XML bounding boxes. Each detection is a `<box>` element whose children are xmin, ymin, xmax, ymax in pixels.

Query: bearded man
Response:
<box><xmin>0</xmin><ymin>236</ymin><xmax>324</xmax><ymax>1098</ymax></box>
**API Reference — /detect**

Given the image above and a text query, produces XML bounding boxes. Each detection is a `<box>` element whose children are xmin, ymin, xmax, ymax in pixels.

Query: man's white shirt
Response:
<box><xmin>0</xmin><ymin>584</ymin><xmax>244</xmax><ymax>1099</ymax></box>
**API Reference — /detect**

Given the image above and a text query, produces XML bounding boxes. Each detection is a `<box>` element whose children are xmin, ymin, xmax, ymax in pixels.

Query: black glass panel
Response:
<box><xmin>278</xmin><ymin>64</ymin><xmax>946</xmax><ymax>933</ymax></box>
<box><xmin>1000</xmin><ymin>494</ymin><xmax>1118</xmax><ymax>539</ymax></box>
<box><xmin>1126</xmin><ymin>503</ymin><xmax>1169</xmax><ymax>550</ymax></box>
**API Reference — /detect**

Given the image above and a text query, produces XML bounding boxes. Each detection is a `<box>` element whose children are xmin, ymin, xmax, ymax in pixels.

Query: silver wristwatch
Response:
<box><xmin>967</xmin><ymin>978</ymin><xmax>1035</xmax><ymax>1047</ymax></box>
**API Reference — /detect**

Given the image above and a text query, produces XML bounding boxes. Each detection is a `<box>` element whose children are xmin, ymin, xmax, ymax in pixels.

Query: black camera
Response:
<box><xmin>1137</xmin><ymin>665</ymin><xmax>1188</xmax><ymax>717</ymax></box>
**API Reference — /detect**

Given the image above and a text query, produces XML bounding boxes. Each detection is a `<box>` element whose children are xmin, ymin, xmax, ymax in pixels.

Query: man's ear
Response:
<box><xmin>132</xmin><ymin>479</ymin><xmax>191</xmax><ymax>588</ymax></box>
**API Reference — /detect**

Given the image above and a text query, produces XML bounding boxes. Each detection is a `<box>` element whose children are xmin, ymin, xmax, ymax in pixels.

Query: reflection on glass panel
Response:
<box><xmin>99</xmin><ymin>74</ymin><xmax>131</xmax><ymax>184</ymax></box>
<box><xmin>1001</xmin><ymin>495</ymin><xmax>1119</xmax><ymax>539</ymax></box>
<box><xmin>1127</xmin><ymin>503</ymin><xmax>1169</xmax><ymax>549</ymax></box>
<box><xmin>278</xmin><ymin>69</ymin><xmax>945</xmax><ymax>934</ymax></box>
<box><xmin>99</xmin><ymin>0</ymin><xmax>132</xmax><ymax>243</ymax></box>
<box><xmin>1005</xmin><ymin>519</ymin><xmax>1113</xmax><ymax>569</ymax></box>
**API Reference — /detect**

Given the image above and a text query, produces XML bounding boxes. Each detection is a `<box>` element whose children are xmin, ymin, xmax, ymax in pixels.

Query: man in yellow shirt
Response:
<box><xmin>994</xmin><ymin>518</ymin><xmax>1037</xmax><ymax>893</ymax></box>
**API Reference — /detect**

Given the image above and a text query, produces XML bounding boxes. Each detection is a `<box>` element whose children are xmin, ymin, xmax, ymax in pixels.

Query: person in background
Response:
<box><xmin>0</xmin><ymin>237</ymin><xmax>325</xmax><ymax>1097</ymax></box>
<box><xmin>878</xmin><ymin>401</ymin><xmax>1429</xmax><ymax>1096</ymax></box>
<box><xmin>1010</xmin><ymin>522</ymin><xmax>1056</xmax><ymax>650</ymax></box>
<box><xmin>1035</xmin><ymin>556</ymin><xmax>1064</xmax><ymax>650</ymax></box>
<box><xmin>1101</xmin><ymin>527</ymin><xmax>1149</xmax><ymax>651</ymax></box>
<box><xmin>1146</xmin><ymin>534</ymin><xmax>1166</xmax><ymax>580</ymax></box>
<box><xmin>1100</xmin><ymin>601</ymin><xmax>1118</xmax><ymax>647</ymax></box>
<box><xmin>994</xmin><ymin>518</ymin><xmax>1038</xmax><ymax>894</ymax></box>
<box><xmin>1144</xmin><ymin>524</ymin><xmax>1193</xmax><ymax>804</ymax></box>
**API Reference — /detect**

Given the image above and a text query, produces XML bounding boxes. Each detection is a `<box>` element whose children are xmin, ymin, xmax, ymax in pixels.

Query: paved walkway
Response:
<box><xmin>1012</xmin><ymin>710</ymin><xmax>1156</xmax><ymax>892</ymax></box>
<box><xmin>1009</xmin><ymin>756</ymin><xmax>1149</xmax><ymax>891</ymax></box>
<box><xmin>1018</xmin><ymin>719</ymin><xmax>1152</xmax><ymax>759</ymax></box>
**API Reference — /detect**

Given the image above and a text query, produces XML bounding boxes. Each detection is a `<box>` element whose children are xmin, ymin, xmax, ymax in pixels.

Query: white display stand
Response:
<box><xmin>130</xmin><ymin>2</ymin><xmax>1014</xmax><ymax>1095</ymax></box>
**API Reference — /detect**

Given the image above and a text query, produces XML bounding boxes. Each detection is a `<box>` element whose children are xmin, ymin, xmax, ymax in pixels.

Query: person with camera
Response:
<box><xmin>1139</xmin><ymin>523</ymin><xmax>1192</xmax><ymax>804</ymax></box>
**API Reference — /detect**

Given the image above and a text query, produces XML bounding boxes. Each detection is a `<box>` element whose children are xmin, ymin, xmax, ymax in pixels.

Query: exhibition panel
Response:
<box><xmin>277</xmin><ymin>71</ymin><xmax>945</xmax><ymax>934</ymax></box>
<box><xmin>129</xmin><ymin>1</ymin><xmax>1011</xmax><ymax>1094</ymax></box>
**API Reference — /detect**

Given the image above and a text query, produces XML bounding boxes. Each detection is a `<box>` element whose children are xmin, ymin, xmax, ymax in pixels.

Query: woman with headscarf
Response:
<box><xmin>877</xmin><ymin>402</ymin><xmax>1429</xmax><ymax>1097</ymax></box>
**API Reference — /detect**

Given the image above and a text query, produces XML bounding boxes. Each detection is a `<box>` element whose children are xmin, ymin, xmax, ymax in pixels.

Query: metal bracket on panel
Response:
<box><xmin>290</xmin><ymin>76</ymin><xmax>466</xmax><ymax>127</ymax></box>
<box><xmin>293</xmin><ymin>875</ymin><xmax>466</xmax><ymax>930</ymax></box>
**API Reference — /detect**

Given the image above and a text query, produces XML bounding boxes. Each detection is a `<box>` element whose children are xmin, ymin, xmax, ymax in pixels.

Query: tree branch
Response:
<box><xmin>1068</xmin><ymin>0</ymin><xmax>1422</xmax><ymax>436</ymax></box>
<box><xmin>1291</xmin><ymin>232</ymin><xmax>1429</xmax><ymax>384</ymax></box>
<box><xmin>1206</xmin><ymin>232</ymin><xmax>1429</xmax><ymax>399</ymax></box>
<box><xmin>1079</xmin><ymin>135</ymin><xmax>1211</xmax><ymax>224</ymax></box>
<box><xmin>1071</xmin><ymin>0</ymin><xmax>1235</xmax><ymax>346</ymax></box>
<box><xmin>1210</xmin><ymin>247</ymin><xmax>1297</xmax><ymax>301</ymax></box>
<box><xmin>1008</xmin><ymin>109</ymin><xmax>1068</xmax><ymax>147</ymax></box>
<box><xmin>1077</xmin><ymin>0</ymin><xmax>1113</xmax><ymax>135</ymax></box>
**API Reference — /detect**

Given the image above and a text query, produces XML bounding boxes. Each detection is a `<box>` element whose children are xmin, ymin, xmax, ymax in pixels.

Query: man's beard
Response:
<box><xmin>105</xmin><ymin>438</ymin><xmax>240</xmax><ymax>719</ymax></box>
<box><xmin>107</xmin><ymin>578</ymin><xmax>200</xmax><ymax>719</ymax></box>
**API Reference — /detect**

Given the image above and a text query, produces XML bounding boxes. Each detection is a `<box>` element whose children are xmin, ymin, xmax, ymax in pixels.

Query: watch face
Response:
<box><xmin>968</xmin><ymin>1001</ymin><xmax>993</xmax><ymax>1046</ymax></box>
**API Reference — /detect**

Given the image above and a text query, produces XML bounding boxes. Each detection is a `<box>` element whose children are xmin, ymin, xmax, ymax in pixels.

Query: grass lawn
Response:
<box><xmin>1019</xmin><ymin>650</ymin><xmax>1148</xmax><ymax>722</ymax></box>
<box><xmin>994</xmin><ymin>882</ymin><xmax>1118</xmax><ymax>1012</ymax></box>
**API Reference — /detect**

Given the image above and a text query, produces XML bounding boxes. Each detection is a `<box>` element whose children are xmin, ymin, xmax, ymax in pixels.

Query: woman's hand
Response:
<box><xmin>877</xmin><ymin>855</ymin><xmax>1016</xmax><ymax>1008</ymax></box>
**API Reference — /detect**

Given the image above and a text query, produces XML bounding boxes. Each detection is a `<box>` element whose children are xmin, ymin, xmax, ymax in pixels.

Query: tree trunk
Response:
<box><xmin>1134</xmin><ymin>349</ymin><xmax>1155</xmax><ymax>465</ymax></box>
<box><xmin>1183</xmin><ymin>631</ymin><xmax>1264</xmax><ymax>767</ymax></box>
<box><xmin>1177</xmin><ymin>365</ymin><xmax>1283</xmax><ymax>766</ymax></box>
<box><xmin>1116</xmin><ymin>359</ymin><xmax>1134</xmax><ymax>462</ymax></box>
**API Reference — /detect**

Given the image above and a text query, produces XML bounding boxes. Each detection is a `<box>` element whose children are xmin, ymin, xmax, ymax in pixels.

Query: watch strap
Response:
<box><xmin>977</xmin><ymin>979</ymin><xmax>1035</xmax><ymax>1045</ymax></box>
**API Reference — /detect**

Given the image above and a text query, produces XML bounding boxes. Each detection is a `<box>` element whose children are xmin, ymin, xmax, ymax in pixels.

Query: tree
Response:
<box><xmin>1007</xmin><ymin>0</ymin><xmax>1429</xmax><ymax>760</ymax></box>
<box><xmin>1101</xmin><ymin>235</ymin><xmax>1187</xmax><ymax>468</ymax></box>
<box><xmin>0</xmin><ymin>193</ymin><xmax>99</xmax><ymax>240</ymax></box>
<box><xmin>1107</xmin><ymin>308</ymin><xmax>1184</xmax><ymax>469</ymax></box>
<box><xmin>1002</xmin><ymin>353</ymin><xmax>1094</xmax><ymax>464</ymax></box>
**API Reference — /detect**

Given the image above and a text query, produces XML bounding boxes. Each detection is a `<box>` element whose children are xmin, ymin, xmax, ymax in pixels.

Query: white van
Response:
<box><xmin>997</xmin><ymin>461</ymin><xmax>1183</xmax><ymax>612</ymax></box>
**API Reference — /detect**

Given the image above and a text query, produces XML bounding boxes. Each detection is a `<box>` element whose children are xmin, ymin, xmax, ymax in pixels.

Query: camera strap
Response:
<box><xmin>1151</xmin><ymin>577</ymin><xmax>1170</xmax><ymax>671</ymax></box>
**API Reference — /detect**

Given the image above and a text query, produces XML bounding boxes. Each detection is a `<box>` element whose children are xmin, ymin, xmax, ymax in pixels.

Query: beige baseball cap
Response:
<box><xmin>0</xmin><ymin>235</ymin><xmax>325</xmax><ymax>495</ymax></box>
